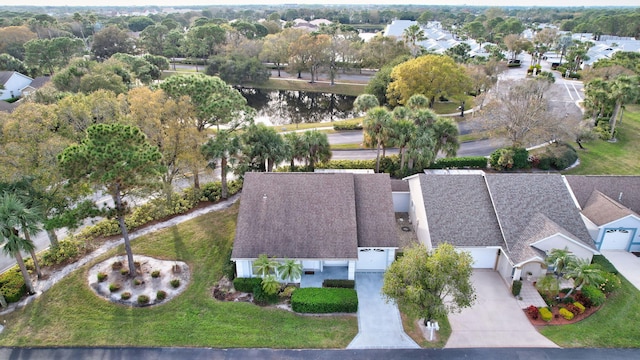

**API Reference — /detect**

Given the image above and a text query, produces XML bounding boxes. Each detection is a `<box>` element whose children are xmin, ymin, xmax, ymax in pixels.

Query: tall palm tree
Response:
<box><xmin>403</xmin><ymin>24</ymin><xmax>426</xmax><ymax>57</ymax></box>
<box><xmin>546</xmin><ymin>248</ymin><xmax>575</xmax><ymax>281</ymax></box>
<box><xmin>563</xmin><ymin>258</ymin><xmax>605</xmax><ymax>298</ymax></box>
<box><xmin>391</xmin><ymin>119</ymin><xmax>416</xmax><ymax>172</ymax></box>
<box><xmin>584</xmin><ymin>78</ymin><xmax>612</xmax><ymax>123</ymax></box>
<box><xmin>432</xmin><ymin>118</ymin><xmax>460</xmax><ymax>157</ymax></box>
<box><xmin>283</xmin><ymin>132</ymin><xmax>308</xmax><ymax>170</ymax></box>
<box><xmin>608</xmin><ymin>75</ymin><xmax>640</xmax><ymax>140</ymax></box>
<box><xmin>303</xmin><ymin>130</ymin><xmax>331</xmax><ymax>171</ymax></box>
<box><xmin>201</xmin><ymin>130</ymin><xmax>241</xmax><ymax>199</ymax></box>
<box><xmin>0</xmin><ymin>193</ymin><xmax>39</xmax><ymax>294</ymax></box>
<box><xmin>364</xmin><ymin>107</ymin><xmax>393</xmax><ymax>173</ymax></box>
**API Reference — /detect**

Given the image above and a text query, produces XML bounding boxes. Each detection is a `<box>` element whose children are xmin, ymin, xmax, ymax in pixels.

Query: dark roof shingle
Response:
<box><xmin>354</xmin><ymin>174</ymin><xmax>398</xmax><ymax>248</ymax></box>
<box><xmin>581</xmin><ymin>190</ymin><xmax>638</xmax><ymax>226</ymax></box>
<box><xmin>565</xmin><ymin>175</ymin><xmax>640</xmax><ymax>214</ymax></box>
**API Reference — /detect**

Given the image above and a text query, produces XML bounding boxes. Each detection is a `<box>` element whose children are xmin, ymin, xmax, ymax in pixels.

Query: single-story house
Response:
<box><xmin>405</xmin><ymin>171</ymin><xmax>598</xmax><ymax>284</ymax></box>
<box><xmin>231</xmin><ymin>172</ymin><xmax>399</xmax><ymax>281</ymax></box>
<box><xmin>565</xmin><ymin>175</ymin><xmax>640</xmax><ymax>252</ymax></box>
<box><xmin>0</xmin><ymin>71</ymin><xmax>33</xmax><ymax>100</ymax></box>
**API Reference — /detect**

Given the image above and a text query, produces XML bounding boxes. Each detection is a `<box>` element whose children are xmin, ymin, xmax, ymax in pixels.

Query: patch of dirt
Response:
<box><xmin>87</xmin><ymin>255</ymin><xmax>190</xmax><ymax>307</ymax></box>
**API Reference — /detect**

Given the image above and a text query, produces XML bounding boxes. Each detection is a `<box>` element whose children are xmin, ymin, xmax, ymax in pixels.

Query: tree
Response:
<box><xmin>503</xmin><ymin>34</ymin><xmax>530</xmax><ymax>62</ymax></box>
<box><xmin>24</xmin><ymin>37</ymin><xmax>84</xmax><ymax>75</ymax></box>
<box><xmin>382</xmin><ymin>243</ymin><xmax>475</xmax><ymax>323</ymax></box>
<box><xmin>432</xmin><ymin>117</ymin><xmax>460</xmax><ymax>157</ymax></box>
<box><xmin>402</xmin><ymin>24</ymin><xmax>426</xmax><ymax>57</ymax></box>
<box><xmin>259</xmin><ymin>30</ymin><xmax>299</xmax><ymax>77</ymax></box>
<box><xmin>58</xmin><ymin>123</ymin><xmax>164</xmax><ymax>276</ymax></box>
<box><xmin>563</xmin><ymin>258</ymin><xmax>605</xmax><ymax>298</ymax></box>
<box><xmin>0</xmin><ymin>26</ymin><xmax>37</xmax><ymax>60</ymax></box>
<box><xmin>387</xmin><ymin>54</ymin><xmax>472</xmax><ymax>108</ymax></box>
<box><xmin>288</xmin><ymin>33</ymin><xmax>330</xmax><ymax>83</ymax></box>
<box><xmin>253</xmin><ymin>254</ymin><xmax>278</xmax><ymax>277</ymax></box>
<box><xmin>390</xmin><ymin>118</ymin><xmax>416</xmax><ymax>171</ymax></box>
<box><xmin>201</xmin><ymin>130</ymin><xmax>241</xmax><ymax>199</ymax></box>
<box><xmin>278</xmin><ymin>259</ymin><xmax>302</xmax><ymax>283</ymax></box>
<box><xmin>556</xmin><ymin>36</ymin><xmax>573</xmax><ymax>65</ymax></box>
<box><xmin>0</xmin><ymin>193</ymin><xmax>39</xmax><ymax>294</ymax></box>
<box><xmin>359</xmin><ymin>35</ymin><xmax>410</xmax><ymax>70</ymax></box>
<box><xmin>364</xmin><ymin>107</ymin><xmax>393</xmax><ymax>173</ymax></box>
<box><xmin>283</xmin><ymin>132</ymin><xmax>308</xmax><ymax>170</ymax></box>
<box><xmin>302</xmin><ymin>130</ymin><xmax>331</xmax><ymax>171</ymax></box>
<box><xmin>353</xmin><ymin>94</ymin><xmax>379</xmax><ymax>113</ymax></box>
<box><xmin>0</xmin><ymin>54</ymin><xmax>29</xmax><ymax>74</ymax></box>
<box><xmin>445</xmin><ymin>43</ymin><xmax>472</xmax><ymax>64</ymax></box>
<box><xmin>240</xmin><ymin>124</ymin><xmax>286</xmax><ymax>173</ymax></box>
<box><xmin>546</xmin><ymin>248</ymin><xmax>575</xmax><ymax>281</ymax></box>
<box><xmin>91</xmin><ymin>26</ymin><xmax>134</xmax><ymax>61</ymax></box>
<box><xmin>139</xmin><ymin>24</ymin><xmax>170</xmax><ymax>55</ymax></box>
<box><xmin>607</xmin><ymin>75</ymin><xmax>640</xmax><ymax>141</ymax></box>
<box><xmin>184</xmin><ymin>24</ymin><xmax>226</xmax><ymax>68</ymax></box>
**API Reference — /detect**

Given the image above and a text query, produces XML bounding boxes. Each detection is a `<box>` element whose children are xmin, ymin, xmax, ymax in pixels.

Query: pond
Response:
<box><xmin>239</xmin><ymin>88</ymin><xmax>358</xmax><ymax>126</ymax></box>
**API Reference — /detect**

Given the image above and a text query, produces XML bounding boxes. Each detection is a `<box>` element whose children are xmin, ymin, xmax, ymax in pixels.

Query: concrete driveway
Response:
<box><xmin>601</xmin><ymin>250</ymin><xmax>640</xmax><ymax>291</ymax></box>
<box><xmin>347</xmin><ymin>273</ymin><xmax>419</xmax><ymax>349</ymax></box>
<box><xmin>445</xmin><ymin>270</ymin><xmax>558</xmax><ymax>348</ymax></box>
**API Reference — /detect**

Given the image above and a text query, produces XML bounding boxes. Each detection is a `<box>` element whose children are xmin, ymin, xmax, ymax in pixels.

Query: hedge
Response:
<box><xmin>512</xmin><ymin>280</ymin><xmax>522</xmax><ymax>296</ymax></box>
<box><xmin>559</xmin><ymin>307</ymin><xmax>574</xmax><ymax>320</ymax></box>
<box><xmin>322</xmin><ymin>279</ymin><xmax>355</xmax><ymax>289</ymax></box>
<box><xmin>539</xmin><ymin>307</ymin><xmax>553</xmax><ymax>322</ymax></box>
<box><xmin>592</xmin><ymin>255</ymin><xmax>618</xmax><ymax>274</ymax></box>
<box><xmin>316</xmin><ymin>159</ymin><xmax>375</xmax><ymax>170</ymax></box>
<box><xmin>581</xmin><ymin>285</ymin><xmax>606</xmax><ymax>307</ymax></box>
<box><xmin>291</xmin><ymin>288</ymin><xmax>358</xmax><ymax>313</ymax></box>
<box><xmin>0</xmin><ymin>269</ymin><xmax>27</xmax><ymax>303</ymax></box>
<box><xmin>333</xmin><ymin>123</ymin><xmax>363</xmax><ymax>131</ymax></box>
<box><xmin>429</xmin><ymin>156</ymin><xmax>487</xmax><ymax>169</ymax></box>
<box><xmin>233</xmin><ymin>277</ymin><xmax>262</xmax><ymax>293</ymax></box>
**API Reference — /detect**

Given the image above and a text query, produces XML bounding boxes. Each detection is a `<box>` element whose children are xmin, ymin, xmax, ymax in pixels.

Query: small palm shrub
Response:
<box><xmin>156</xmin><ymin>290</ymin><xmax>167</xmax><ymax>301</ymax></box>
<box><xmin>121</xmin><ymin>292</ymin><xmax>131</xmax><ymax>300</ymax></box>
<box><xmin>97</xmin><ymin>272</ymin><xmax>108</xmax><ymax>282</ymax></box>
<box><xmin>109</xmin><ymin>283</ymin><xmax>121</xmax><ymax>293</ymax></box>
<box><xmin>170</xmin><ymin>279</ymin><xmax>180</xmax><ymax>288</ymax></box>
<box><xmin>137</xmin><ymin>295</ymin><xmax>150</xmax><ymax>304</ymax></box>
<box><xmin>151</xmin><ymin>270</ymin><xmax>160</xmax><ymax>278</ymax></box>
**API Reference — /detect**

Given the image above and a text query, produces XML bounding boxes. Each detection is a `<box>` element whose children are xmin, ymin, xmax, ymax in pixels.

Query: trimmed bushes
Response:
<box><xmin>581</xmin><ymin>285</ymin><xmax>606</xmax><ymax>307</ymax></box>
<box><xmin>40</xmin><ymin>240</ymin><xmax>83</xmax><ymax>266</ymax></box>
<box><xmin>0</xmin><ymin>269</ymin><xmax>27</xmax><ymax>303</ymax></box>
<box><xmin>428</xmin><ymin>156</ymin><xmax>487</xmax><ymax>169</ymax></box>
<box><xmin>490</xmin><ymin>147</ymin><xmax>529</xmax><ymax>171</ymax></box>
<box><xmin>333</xmin><ymin>123</ymin><xmax>363</xmax><ymax>131</ymax></box>
<box><xmin>573</xmin><ymin>301</ymin><xmax>586</xmax><ymax>314</ymax></box>
<box><xmin>539</xmin><ymin>307</ymin><xmax>553</xmax><ymax>322</ymax></box>
<box><xmin>559</xmin><ymin>307</ymin><xmax>574</xmax><ymax>320</ymax></box>
<box><xmin>316</xmin><ymin>159</ymin><xmax>375</xmax><ymax>170</ymax></box>
<box><xmin>291</xmin><ymin>288</ymin><xmax>358</xmax><ymax>313</ymax></box>
<box><xmin>233</xmin><ymin>277</ymin><xmax>262</xmax><ymax>293</ymax></box>
<box><xmin>512</xmin><ymin>280</ymin><xmax>522</xmax><ymax>296</ymax></box>
<box><xmin>322</xmin><ymin>279</ymin><xmax>355</xmax><ymax>289</ymax></box>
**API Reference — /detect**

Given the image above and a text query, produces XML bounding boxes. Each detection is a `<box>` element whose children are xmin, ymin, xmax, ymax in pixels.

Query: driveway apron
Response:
<box><xmin>445</xmin><ymin>270</ymin><xmax>559</xmax><ymax>348</ymax></box>
<box><xmin>601</xmin><ymin>250</ymin><xmax>640</xmax><ymax>291</ymax></box>
<box><xmin>347</xmin><ymin>273</ymin><xmax>419</xmax><ymax>349</ymax></box>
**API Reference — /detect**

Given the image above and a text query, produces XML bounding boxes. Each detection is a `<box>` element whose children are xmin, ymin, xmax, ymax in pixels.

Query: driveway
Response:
<box><xmin>601</xmin><ymin>250</ymin><xmax>640</xmax><ymax>291</ymax></box>
<box><xmin>445</xmin><ymin>270</ymin><xmax>558</xmax><ymax>348</ymax></box>
<box><xmin>347</xmin><ymin>273</ymin><xmax>419</xmax><ymax>349</ymax></box>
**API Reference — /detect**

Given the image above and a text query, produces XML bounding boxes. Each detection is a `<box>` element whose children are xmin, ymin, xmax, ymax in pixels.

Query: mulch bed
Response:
<box><xmin>527</xmin><ymin>305</ymin><xmax>601</xmax><ymax>326</ymax></box>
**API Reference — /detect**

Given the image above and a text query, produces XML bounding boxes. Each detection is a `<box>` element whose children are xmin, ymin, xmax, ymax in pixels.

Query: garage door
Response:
<box><xmin>356</xmin><ymin>248</ymin><xmax>387</xmax><ymax>271</ymax></box>
<box><xmin>459</xmin><ymin>247</ymin><xmax>498</xmax><ymax>269</ymax></box>
<box><xmin>600</xmin><ymin>229</ymin><xmax>632</xmax><ymax>250</ymax></box>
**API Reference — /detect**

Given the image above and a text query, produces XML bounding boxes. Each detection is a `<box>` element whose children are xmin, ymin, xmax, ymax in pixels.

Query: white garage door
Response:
<box><xmin>601</xmin><ymin>229</ymin><xmax>632</xmax><ymax>250</ymax></box>
<box><xmin>459</xmin><ymin>247</ymin><xmax>498</xmax><ymax>269</ymax></box>
<box><xmin>356</xmin><ymin>248</ymin><xmax>387</xmax><ymax>271</ymax></box>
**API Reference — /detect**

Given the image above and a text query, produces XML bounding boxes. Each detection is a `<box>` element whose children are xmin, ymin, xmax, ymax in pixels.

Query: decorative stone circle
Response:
<box><xmin>88</xmin><ymin>255</ymin><xmax>190</xmax><ymax>307</ymax></box>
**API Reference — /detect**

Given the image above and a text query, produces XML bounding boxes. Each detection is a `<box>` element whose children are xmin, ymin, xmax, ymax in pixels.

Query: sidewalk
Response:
<box><xmin>0</xmin><ymin>194</ymin><xmax>240</xmax><ymax>316</ymax></box>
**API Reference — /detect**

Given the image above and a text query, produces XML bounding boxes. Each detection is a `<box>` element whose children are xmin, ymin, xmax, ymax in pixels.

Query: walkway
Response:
<box><xmin>601</xmin><ymin>250</ymin><xmax>640</xmax><ymax>291</ymax></box>
<box><xmin>347</xmin><ymin>273</ymin><xmax>419</xmax><ymax>349</ymax></box>
<box><xmin>516</xmin><ymin>279</ymin><xmax>548</xmax><ymax>309</ymax></box>
<box><xmin>0</xmin><ymin>194</ymin><xmax>240</xmax><ymax>316</ymax></box>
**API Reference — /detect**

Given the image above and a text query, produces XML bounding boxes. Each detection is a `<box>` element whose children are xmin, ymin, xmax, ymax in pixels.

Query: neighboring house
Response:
<box><xmin>231</xmin><ymin>172</ymin><xmax>399</xmax><ymax>281</ymax></box>
<box><xmin>21</xmin><ymin>76</ymin><xmax>51</xmax><ymax>98</ymax></box>
<box><xmin>0</xmin><ymin>71</ymin><xmax>33</xmax><ymax>100</ymax></box>
<box><xmin>405</xmin><ymin>171</ymin><xmax>598</xmax><ymax>285</ymax></box>
<box><xmin>565</xmin><ymin>175</ymin><xmax>640</xmax><ymax>252</ymax></box>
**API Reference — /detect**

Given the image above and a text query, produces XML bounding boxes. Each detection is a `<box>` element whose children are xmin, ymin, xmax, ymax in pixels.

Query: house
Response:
<box><xmin>21</xmin><ymin>76</ymin><xmax>51</xmax><ymax>98</ymax></box>
<box><xmin>0</xmin><ymin>71</ymin><xmax>33</xmax><ymax>100</ymax></box>
<box><xmin>405</xmin><ymin>171</ymin><xmax>598</xmax><ymax>284</ymax></box>
<box><xmin>231</xmin><ymin>172</ymin><xmax>399</xmax><ymax>281</ymax></box>
<box><xmin>565</xmin><ymin>175</ymin><xmax>640</xmax><ymax>252</ymax></box>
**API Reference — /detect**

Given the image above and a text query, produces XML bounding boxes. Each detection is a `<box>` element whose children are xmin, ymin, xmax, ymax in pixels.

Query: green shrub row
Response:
<box><xmin>0</xmin><ymin>269</ymin><xmax>27</xmax><ymax>303</ymax></box>
<box><xmin>539</xmin><ymin>307</ymin><xmax>553</xmax><ymax>322</ymax></box>
<box><xmin>511</xmin><ymin>280</ymin><xmax>522</xmax><ymax>296</ymax></box>
<box><xmin>233</xmin><ymin>277</ymin><xmax>262</xmax><ymax>293</ymax></box>
<box><xmin>429</xmin><ymin>156</ymin><xmax>487</xmax><ymax>169</ymax></box>
<box><xmin>316</xmin><ymin>159</ymin><xmax>375</xmax><ymax>170</ymax></box>
<box><xmin>490</xmin><ymin>147</ymin><xmax>529</xmax><ymax>171</ymax></box>
<box><xmin>592</xmin><ymin>255</ymin><xmax>618</xmax><ymax>275</ymax></box>
<box><xmin>333</xmin><ymin>123</ymin><xmax>363</xmax><ymax>131</ymax></box>
<box><xmin>40</xmin><ymin>239</ymin><xmax>84</xmax><ymax>267</ymax></box>
<box><xmin>559</xmin><ymin>307</ymin><xmax>574</xmax><ymax>320</ymax></box>
<box><xmin>291</xmin><ymin>288</ymin><xmax>358</xmax><ymax>313</ymax></box>
<box><xmin>533</xmin><ymin>143</ymin><xmax>578</xmax><ymax>171</ymax></box>
<box><xmin>322</xmin><ymin>279</ymin><xmax>355</xmax><ymax>289</ymax></box>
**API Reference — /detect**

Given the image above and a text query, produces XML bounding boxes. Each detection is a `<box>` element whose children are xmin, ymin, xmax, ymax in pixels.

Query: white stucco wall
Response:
<box><xmin>235</xmin><ymin>260</ymin><xmax>253</xmax><ymax>278</ymax></box>
<box><xmin>0</xmin><ymin>72</ymin><xmax>32</xmax><ymax>100</ymax></box>
<box><xmin>392</xmin><ymin>192</ymin><xmax>410</xmax><ymax>212</ymax></box>
<box><xmin>580</xmin><ymin>214</ymin><xmax>600</xmax><ymax>241</ymax></box>
<box><xmin>533</xmin><ymin>234</ymin><xmax>595</xmax><ymax>262</ymax></box>
<box><xmin>407</xmin><ymin>176</ymin><xmax>432</xmax><ymax>249</ymax></box>
<box><xmin>496</xmin><ymin>249</ymin><xmax>513</xmax><ymax>283</ymax></box>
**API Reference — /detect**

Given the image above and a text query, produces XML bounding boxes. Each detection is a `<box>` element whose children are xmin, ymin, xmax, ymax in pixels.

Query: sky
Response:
<box><xmin>11</xmin><ymin>0</ymin><xmax>640</xmax><ymax>8</ymax></box>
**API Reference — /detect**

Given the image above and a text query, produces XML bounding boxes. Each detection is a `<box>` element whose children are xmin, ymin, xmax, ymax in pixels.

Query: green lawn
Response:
<box><xmin>540</xmin><ymin>276</ymin><xmax>640</xmax><ymax>347</ymax></box>
<box><xmin>564</xmin><ymin>105</ymin><xmax>640</xmax><ymax>175</ymax></box>
<box><xmin>0</xmin><ymin>203</ymin><xmax>357</xmax><ymax>348</ymax></box>
<box><xmin>402</xmin><ymin>314</ymin><xmax>451</xmax><ymax>348</ymax></box>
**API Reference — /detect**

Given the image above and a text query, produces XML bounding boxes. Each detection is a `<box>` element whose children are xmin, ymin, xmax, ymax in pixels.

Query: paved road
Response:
<box><xmin>0</xmin><ymin>347</ymin><xmax>638</xmax><ymax>360</ymax></box>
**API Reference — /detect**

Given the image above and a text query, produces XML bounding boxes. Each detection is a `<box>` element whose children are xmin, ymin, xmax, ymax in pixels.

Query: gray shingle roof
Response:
<box><xmin>485</xmin><ymin>174</ymin><xmax>596</xmax><ymax>257</ymax></box>
<box><xmin>390</xmin><ymin>179</ymin><xmax>409</xmax><ymax>192</ymax></box>
<box><xmin>0</xmin><ymin>71</ymin><xmax>13</xmax><ymax>86</ymax></box>
<box><xmin>581</xmin><ymin>190</ymin><xmax>638</xmax><ymax>226</ymax></box>
<box><xmin>419</xmin><ymin>174</ymin><xmax>504</xmax><ymax>247</ymax></box>
<box><xmin>565</xmin><ymin>175</ymin><xmax>640</xmax><ymax>214</ymax></box>
<box><xmin>231</xmin><ymin>172</ymin><xmax>397</xmax><ymax>260</ymax></box>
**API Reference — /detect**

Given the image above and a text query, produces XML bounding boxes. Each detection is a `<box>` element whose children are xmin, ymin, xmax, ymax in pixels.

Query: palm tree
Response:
<box><xmin>608</xmin><ymin>75</ymin><xmax>640</xmax><ymax>141</ymax></box>
<box><xmin>432</xmin><ymin>118</ymin><xmax>460</xmax><ymax>157</ymax></box>
<box><xmin>403</xmin><ymin>24</ymin><xmax>426</xmax><ymax>57</ymax></box>
<box><xmin>302</xmin><ymin>130</ymin><xmax>331</xmax><ymax>171</ymax></box>
<box><xmin>584</xmin><ymin>78</ymin><xmax>612</xmax><ymax>123</ymax></box>
<box><xmin>563</xmin><ymin>258</ymin><xmax>606</xmax><ymax>298</ymax></box>
<box><xmin>253</xmin><ymin>254</ymin><xmax>278</xmax><ymax>277</ymax></box>
<box><xmin>283</xmin><ymin>132</ymin><xmax>308</xmax><ymax>170</ymax></box>
<box><xmin>364</xmin><ymin>107</ymin><xmax>393</xmax><ymax>173</ymax></box>
<box><xmin>391</xmin><ymin>119</ymin><xmax>416</xmax><ymax>172</ymax></box>
<box><xmin>406</xmin><ymin>94</ymin><xmax>430</xmax><ymax>110</ymax></box>
<box><xmin>0</xmin><ymin>194</ymin><xmax>38</xmax><ymax>294</ymax></box>
<box><xmin>201</xmin><ymin>130</ymin><xmax>241</xmax><ymax>199</ymax></box>
<box><xmin>353</xmin><ymin>94</ymin><xmax>379</xmax><ymax>113</ymax></box>
<box><xmin>546</xmin><ymin>248</ymin><xmax>575</xmax><ymax>281</ymax></box>
<box><xmin>277</xmin><ymin>259</ymin><xmax>302</xmax><ymax>283</ymax></box>
<box><xmin>260</xmin><ymin>274</ymin><xmax>280</xmax><ymax>295</ymax></box>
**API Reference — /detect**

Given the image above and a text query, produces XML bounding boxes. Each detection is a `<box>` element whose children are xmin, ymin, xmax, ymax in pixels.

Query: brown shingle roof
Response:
<box><xmin>419</xmin><ymin>174</ymin><xmax>504</xmax><ymax>247</ymax></box>
<box><xmin>581</xmin><ymin>190</ymin><xmax>638</xmax><ymax>226</ymax></box>
<box><xmin>565</xmin><ymin>175</ymin><xmax>640</xmax><ymax>213</ymax></box>
<box><xmin>0</xmin><ymin>71</ymin><xmax>13</xmax><ymax>86</ymax></box>
<box><xmin>390</xmin><ymin>179</ymin><xmax>409</xmax><ymax>192</ymax></box>
<box><xmin>231</xmin><ymin>172</ymin><xmax>397</xmax><ymax>260</ymax></box>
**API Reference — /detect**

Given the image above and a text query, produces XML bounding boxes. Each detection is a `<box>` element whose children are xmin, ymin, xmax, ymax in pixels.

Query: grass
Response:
<box><xmin>564</xmin><ymin>105</ymin><xmax>640</xmax><ymax>175</ymax></box>
<box><xmin>540</xmin><ymin>275</ymin><xmax>640</xmax><ymax>347</ymax></box>
<box><xmin>0</xmin><ymin>203</ymin><xmax>357</xmax><ymax>348</ymax></box>
<box><xmin>401</xmin><ymin>313</ymin><xmax>451</xmax><ymax>348</ymax></box>
<box><xmin>459</xmin><ymin>130</ymin><xmax>491</xmax><ymax>143</ymax></box>
<box><xmin>254</xmin><ymin>78</ymin><xmax>365</xmax><ymax>97</ymax></box>
<box><xmin>331</xmin><ymin>143</ymin><xmax>368</xmax><ymax>150</ymax></box>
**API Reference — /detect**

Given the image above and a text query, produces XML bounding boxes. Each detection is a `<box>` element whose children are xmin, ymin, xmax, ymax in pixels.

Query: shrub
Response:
<box><xmin>526</xmin><ymin>305</ymin><xmax>539</xmax><ymax>319</ymax></box>
<box><xmin>581</xmin><ymin>285</ymin><xmax>606</xmax><ymax>306</ymax></box>
<box><xmin>573</xmin><ymin>291</ymin><xmax>591</xmax><ymax>307</ymax></box>
<box><xmin>97</xmin><ymin>272</ymin><xmax>108</xmax><ymax>282</ymax></box>
<box><xmin>490</xmin><ymin>147</ymin><xmax>529</xmax><ymax>171</ymax></box>
<box><xmin>109</xmin><ymin>283</ymin><xmax>121</xmax><ymax>292</ymax></box>
<box><xmin>40</xmin><ymin>240</ymin><xmax>83</xmax><ymax>266</ymax></box>
<box><xmin>565</xmin><ymin>303</ymin><xmax>581</xmax><ymax>315</ymax></box>
<box><xmin>561</xmin><ymin>296</ymin><xmax>575</xmax><ymax>304</ymax></box>
<box><xmin>548</xmin><ymin>142</ymin><xmax>578</xmax><ymax>170</ymax></box>
<box><xmin>170</xmin><ymin>279</ymin><xmax>180</xmax><ymax>288</ymax></box>
<box><xmin>333</xmin><ymin>123</ymin><xmax>363</xmax><ymax>131</ymax></box>
<box><xmin>559</xmin><ymin>307</ymin><xmax>574</xmax><ymax>320</ymax></box>
<box><xmin>133</xmin><ymin>279</ymin><xmax>142</xmax><ymax>286</ymax></box>
<box><xmin>592</xmin><ymin>255</ymin><xmax>618</xmax><ymax>274</ymax></box>
<box><xmin>279</xmin><ymin>286</ymin><xmax>297</xmax><ymax>299</ymax></box>
<box><xmin>137</xmin><ymin>295</ymin><xmax>150</xmax><ymax>304</ymax></box>
<box><xmin>233</xmin><ymin>277</ymin><xmax>262</xmax><ymax>293</ymax></box>
<box><xmin>120</xmin><ymin>268</ymin><xmax>129</xmax><ymax>276</ymax></box>
<box><xmin>112</xmin><ymin>261</ymin><xmax>123</xmax><ymax>270</ymax></box>
<box><xmin>151</xmin><ymin>270</ymin><xmax>160</xmax><ymax>278</ymax></box>
<box><xmin>323</xmin><ymin>279</ymin><xmax>355</xmax><ymax>289</ymax></box>
<box><xmin>598</xmin><ymin>272</ymin><xmax>621</xmax><ymax>294</ymax></box>
<box><xmin>156</xmin><ymin>290</ymin><xmax>167</xmax><ymax>301</ymax></box>
<box><xmin>537</xmin><ymin>155</ymin><xmax>553</xmax><ymax>170</ymax></box>
<box><xmin>511</xmin><ymin>280</ymin><xmax>522</xmax><ymax>296</ymax></box>
<box><xmin>429</xmin><ymin>156</ymin><xmax>488</xmax><ymax>169</ymax></box>
<box><xmin>539</xmin><ymin>307</ymin><xmax>553</xmax><ymax>322</ymax></box>
<box><xmin>253</xmin><ymin>283</ymin><xmax>278</xmax><ymax>305</ymax></box>
<box><xmin>0</xmin><ymin>269</ymin><xmax>27</xmax><ymax>303</ymax></box>
<box><xmin>291</xmin><ymin>288</ymin><xmax>358</xmax><ymax>313</ymax></box>
<box><xmin>121</xmin><ymin>292</ymin><xmax>131</xmax><ymax>300</ymax></box>
<box><xmin>573</xmin><ymin>301</ymin><xmax>586</xmax><ymax>314</ymax></box>
<box><xmin>315</xmin><ymin>159</ymin><xmax>375</xmax><ymax>170</ymax></box>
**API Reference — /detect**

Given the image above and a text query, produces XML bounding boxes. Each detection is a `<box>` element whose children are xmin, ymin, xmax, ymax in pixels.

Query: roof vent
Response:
<box><xmin>619</xmin><ymin>192</ymin><xmax>623</xmax><ymax>202</ymax></box>
<box><xmin>263</xmin><ymin>194</ymin><xmax>268</xmax><ymax>200</ymax></box>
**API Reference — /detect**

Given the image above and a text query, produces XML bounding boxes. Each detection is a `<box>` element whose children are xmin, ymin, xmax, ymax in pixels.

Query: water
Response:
<box><xmin>239</xmin><ymin>88</ymin><xmax>357</xmax><ymax>126</ymax></box>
